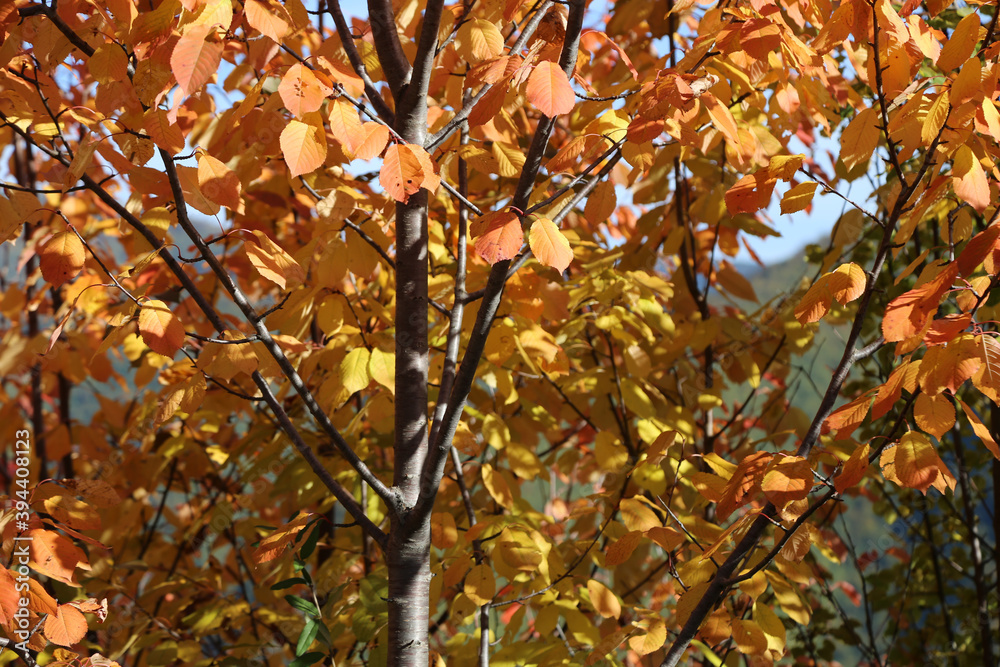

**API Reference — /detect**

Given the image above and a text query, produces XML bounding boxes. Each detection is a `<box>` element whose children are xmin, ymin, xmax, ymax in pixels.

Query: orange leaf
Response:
<box><xmin>143</xmin><ymin>109</ymin><xmax>185</xmax><ymax>155</ymax></box>
<box><xmin>526</xmin><ymin>61</ymin><xmax>575</xmax><ymax>117</ymax></box>
<box><xmin>139</xmin><ymin>299</ymin><xmax>185</xmax><ymax>356</ymax></box>
<box><xmin>328</xmin><ymin>97</ymin><xmax>363</xmax><ymax>152</ymax></box>
<box><xmin>474</xmin><ymin>210</ymin><xmax>523</xmax><ymax>264</ymax></box>
<box><xmin>604</xmin><ymin>530</ymin><xmax>642</xmax><ymax>567</ymax></box>
<box><xmin>916</xmin><ymin>334</ymin><xmax>980</xmax><ymax>395</ymax></box>
<box><xmin>840</xmin><ymin>108</ymin><xmax>879</xmax><ymax>171</ymax></box>
<box><xmin>953</xmin><ymin>145</ymin><xmax>990</xmax><ymax>214</ymax></box>
<box><xmin>956</xmin><ymin>223</ymin><xmax>1000</xmax><ymax>277</ymax></box>
<box><xmin>587</xmin><ymin>579</ymin><xmax>622</xmax><ymax>619</ymax></box>
<box><xmin>924</xmin><ymin>313</ymin><xmax>972</xmax><ymax>346</ymax></box>
<box><xmin>528</xmin><ymin>218</ymin><xmax>573</xmax><ymax>272</ymax></box>
<box><xmin>280</xmin><ymin>117</ymin><xmax>327</xmax><ymax>177</ymax></box>
<box><xmin>244</xmin><ymin>0</ymin><xmax>289</xmax><ymax>41</ymax></box>
<box><xmin>39</xmin><ymin>231</ymin><xmax>85</xmax><ymax>287</ymax></box>
<box><xmin>725</xmin><ymin>171</ymin><xmax>776</xmax><ymax>215</ymax></box>
<box><xmin>197</xmin><ymin>154</ymin><xmax>241</xmax><ymax>210</ymax></box>
<box><xmin>834</xmin><ymin>443</ymin><xmax>871</xmax><ymax>493</ymax></box>
<box><xmin>824</xmin><ymin>392</ymin><xmax>873</xmax><ymax>436</ymax></box>
<box><xmin>170</xmin><ymin>25</ymin><xmax>223</xmax><ymax>96</ymax></box>
<box><xmin>469</xmin><ymin>82</ymin><xmax>509</xmax><ymax>126</ymax></box>
<box><xmin>882</xmin><ymin>264</ymin><xmax>957</xmax><ymax>342</ymax></box>
<box><xmin>761</xmin><ymin>456</ymin><xmax>813</xmax><ymax>507</ymax></box>
<box><xmin>26</xmin><ymin>528</ymin><xmax>90</xmax><ymax>586</ymax></box>
<box><xmin>913</xmin><ymin>392</ymin><xmax>955</xmax><ymax>438</ymax></box>
<box><xmin>703</xmin><ymin>93</ymin><xmax>741</xmax><ymax>147</ymax></box>
<box><xmin>957</xmin><ymin>399</ymin><xmax>1000</xmax><ymax>460</ymax></box>
<box><xmin>380</xmin><ymin>144</ymin><xmax>426</xmax><ymax>203</ymax></box>
<box><xmin>872</xmin><ymin>362</ymin><xmax>909</xmax><ymax>420</ymax></box>
<box><xmin>353</xmin><ymin>122</ymin><xmax>391</xmax><ymax>161</ymax></box>
<box><xmin>244</xmin><ymin>230</ymin><xmax>306</xmax><ymax>290</ymax></box>
<box><xmin>716</xmin><ymin>261</ymin><xmax>758</xmax><ymax>302</ymax></box>
<box><xmin>893</xmin><ymin>431</ymin><xmax>942</xmax><ymax>494</ymax></box>
<box><xmin>716</xmin><ymin>451</ymin><xmax>772</xmax><ymax>520</ymax></box>
<box><xmin>279</xmin><ymin>63</ymin><xmax>333</xmax><ymax>118</ymax></box>
<box><xmin>44</xmin><ymin>604</ymin><xmax>88</xmax><ymax>647</ymax></box>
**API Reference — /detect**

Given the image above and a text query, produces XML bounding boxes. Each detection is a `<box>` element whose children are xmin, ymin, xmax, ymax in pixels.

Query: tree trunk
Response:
<box><xmin>387</xmin><ymin>515</ymin><xmax>432</xmax><ymax>665</ymax></box>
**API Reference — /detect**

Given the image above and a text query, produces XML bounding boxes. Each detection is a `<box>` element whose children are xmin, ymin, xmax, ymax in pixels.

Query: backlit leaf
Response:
<box><xmin>279</xmin><ymin>63</ymin><xmax>333</xmax><ymax>118</ymax></box>
<box><xmin>171</xmin><ymin>25</ymin><xmax>223</xmax><ymax>96</ymax></box>
<box><xmin>281</xmin><ymin>118</ymin><xmax>327</xmax><ymax>177</ymax></box>
<box><xmin>139</xmin><ymin>299</ymin><xmax>185</xmax><ymax>356</ymax></box>
<box><xmin>475</xmin><ymin>210</ymin><xmax>523</xmax><ymax>264</ymax></box>
<box><xmin>528</xmin><ymin>217</ymin><xmax>573</xmax><ymax>272</ymax></box>
<box><xmin>526</xmin><ymin>61</ymin><xmax>575</xmax><ymax>117</ymax></box>
<box><xmin>39</xmin><ymin>231</ymin><xmax>85</xmax><ymax>287</ymax></box>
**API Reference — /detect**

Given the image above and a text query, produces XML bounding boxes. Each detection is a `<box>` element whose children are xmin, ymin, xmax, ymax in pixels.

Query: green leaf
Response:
<box><xmin>296</xmin><ymin>618</ymin><xmax>319</xmax><ymax>655</ymax></box>
<box><xmin>285</xmin><ymin>594</ymin><xmax>319</xmax><ymax>618</ymax></box>
<box><xmin>289</xmin><ymin>652</ymin><xmax>325</xmax><ymax>667</ymax></box>
<box><xmin>299</xmin><ymin>523</ymin><xmax>322</xmax><ymax>560</ymax></box>
<box><xmin>270</xmin><ymin>577</ymin><xmax>307</xmax><ymax>591</ymax></box>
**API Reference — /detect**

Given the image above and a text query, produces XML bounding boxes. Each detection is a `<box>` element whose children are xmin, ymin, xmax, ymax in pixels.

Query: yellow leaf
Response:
<box><xmin>732</xmin><ymin>619</ymin><xmax>768</xmax><ymax>656</ymax></box>
<box><xmin>703</xmin><ymin>93</ymin><xmax>741</xmax><ymax>148</ymax></box>
<box><xmin>368</xmin><ymin>347</ymin><xmax>395</xmax><ymax>393</ymax></box>
<box><xmin>457</xmin><ymin>19</ymin><xmax>505</xmax><ymax>61</ymax></box>
<box><xmin>340</xmin><ymin>347</ymin><xmax>372</xmax><ymax>395</ymax></box>
<box><xmin>587</xmin><ymin>580</ymin><xmax>621</xmax><ymax>619</ymax></box>
<box><xmin>779</xmin><ymin>181</ymin><xmax>818</xmax><ymax>214</ymax></box>
<box><xmin>627</xmin><ymin>620</ymin><xmax>666</xmax><ymax>656</ymax></box>
<box><xmin>894</xmin><ymin>431</ymin><xmax>942</xmax><ymax>493</ymax></box>
<box><xmin>464</xmin><ymin>564</ymin><xmax>495</xmax><ymax>606</ymax></box>
<box><xmin>834</xmin><ymin>442</ymin><xmax>870</xmax><ymax>493</ymax></box>
<box><xmin>937</xmin><ymin>12</ymin><xmax>980</xmax><ymax>71</ymax></box>
<box><xmin>619</xmin><ymin>497</ymin><xmax>661</xmax><ymax>532</ymax></box>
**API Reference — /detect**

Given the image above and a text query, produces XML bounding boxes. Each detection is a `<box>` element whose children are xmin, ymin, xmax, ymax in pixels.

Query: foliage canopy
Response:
<box><xmin>1</xmin><ymin>0</ymin><xmax>1000</xmax><ymax>664</ymax></box>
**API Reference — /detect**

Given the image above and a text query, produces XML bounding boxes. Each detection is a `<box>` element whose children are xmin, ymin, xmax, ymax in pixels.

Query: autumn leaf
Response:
<box><xmin>279</xmin><ymin>63</ymin><xmax>333</xmax><ymax>118</ymax></box>
<box><xmin>952</xmin><ymin>145</ymin><xmax>990</xmax><ymax>214</ymax></box>
<box><xmin>380</xmin><ymin>144</ymin><xmax>426</xmax><ymax>203</ymax></box>
<box><xmin>893</xmin><ymin>432</ymin><xmax>944</xmax><ymax>494</ymax></box>
<box><xmin>244</xmin><ymin>0</ymin><xmax>289</xmax><ymax>41</ymax></box>
<box><xmin>475</xmin><ymin>210</ymin><xmax>523</xmax><ymax>264</ymax></box>
<box><xmin>913</xmin><ymin>392</ymin><xmax>955</xmax><ymax>438</ymax></box>
<box><xmin>26</xmin><ymin>528</ymin><xmax>91</xmax><ymax>586</ymax></box>
<box><xmin>761</xmin><ymin>456</ymin><xmax>813</xmax><ymax>507</ymax></box>
<box><xmin>834</xmin><ymin>443</ymin><xmax>871</xmax><ymax>493</ymax></box>
<box><xmin>197</xmin><ymin>154</ymin><xmax>242</xmax><ymax>210</ymax></box>
<box><xmin>780</xmin><ymin>181</ymin><xmax>818</xmax><ymax>214</ymax></box>
<box><xmin>702</xmin><ymin>93</ymin><xmax>741</xmax><ymax>148</ymax></box>
<box><xmin>281</xmin><ymin>117</ymin><xmax>327</xmax><ymax>177</ymax></box>
<box><xmin>526</xmin><ymin>61</ymin><xmax>575</xmax><ymax>117</ymax></box>
<box><xmin>39</xmin><ymin>231</ymin><xmax>85</xmax><ymax>287</ymax></box>
<box><xmin>457</xmin><ymin>19</ymin><xmax>505</xmax><ymax>61</ymax></box>
<box><xmin>464</xmin><ymin>564</ymin><xmax>496</xmax><ymax>605</ymax></box>
<box><xmin>587</xmin><ymin>580</ymin><xmax>622</xmax><ymax>619</ymax></box>
<box><xmin>171</xmin><ymin>25</ymin><xmax>223</xmax><ymax>96</ymax></box>
<box><xmin>341</xmin><ymin>347</ymin><xmax>372</xmax><ymax>395</ymax></box>
<box><xmin>352</xmin><ymin>122</ymin><xmax>391</xmax><ymax>160</ymax></box>
<box><xmin>604</xmin><ymin>530</ymin><xmax>643</xmax><ymax>567</ymax></box>
<box><xmin>244</xmin><ymin>230</ymin><xmax>306</xmax><ymax>290</ymax></box>
<box><xmin>528</xmin><ymin>218</ymin><xmax>573</xmax><ymax>272</ymax></box>
<box><xmin>138</xmin><ymin>299</ymin><xmax>185</xmax><ymax>357</ymax></box>
<box><xmin>840</xmin><ymin>108</ymin><xmax>879</xmax><ymax>171</ymax></box>
<box><xmin>45</xmin><ymin>603</ymin><xmax>88</xmax><ymax>647</ymax></box>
